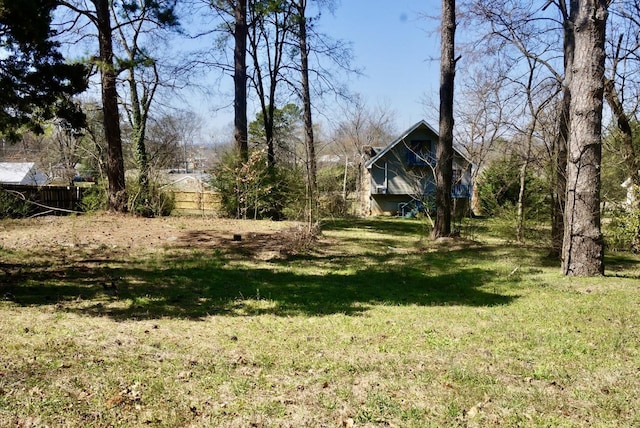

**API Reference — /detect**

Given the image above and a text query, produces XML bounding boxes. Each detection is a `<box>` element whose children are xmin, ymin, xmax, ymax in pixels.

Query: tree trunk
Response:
<box><xmin>234</xmin><ymin>0</ymin><xmax>248</xmax><ymax>163</ymax></box>
<box><xmin>562</xmin><ymin>0</ymin><xmax>607</xmax><ymax>276</ymax></box>
<box><xmin>550</xmin><ymin>2</ymin><xmax>574</xmax><ymax>258</ymax></box>
<box><xmin>128</xmin><ymin>70</ymin><xmax>150</xmax><ymax>213</ymax></box>
<box><xmin>516</xmin><ymin>153</ymin><xmax>529</xmax><ymax>243</ymax></box>
<box><xmin>432</xmin><ymin>0</ymin><xmax>455</xmax><ymax>239</ymax></box>
<box><xmin>297</xmin><ymin>0</ymin><xmax>318</xmax><ymax>226</ymax></box>
<box><xmin>95</xmin><ymin>0</ymin><xmax>126</xmax><ymax>212</ymax></box>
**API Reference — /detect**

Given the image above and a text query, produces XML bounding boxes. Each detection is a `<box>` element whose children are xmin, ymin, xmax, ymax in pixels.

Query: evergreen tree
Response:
<box><xmin>0</xmin><ymin>0</ymin><xmax>87</xmax><ymax>139</ymax></box>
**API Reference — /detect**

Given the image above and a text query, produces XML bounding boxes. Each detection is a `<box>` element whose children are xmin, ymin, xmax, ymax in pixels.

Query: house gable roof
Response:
<box><xmin>365</xmin><ymin>120</ymin><xmax>438</xmax><ymax>169</ymax></box>
<box><xmin>364</xmin><ymin>120</ymin><xmax>472</xmax><ymax>168</ymax></box>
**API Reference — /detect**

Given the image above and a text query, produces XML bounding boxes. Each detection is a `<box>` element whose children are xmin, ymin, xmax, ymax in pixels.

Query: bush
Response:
<box><xmin>319</xmin><ymin>193</ymin><xmax>348</xmax><ymax>217</ymax></box>
<box><xmin>127</xmin><ymin>177</ymin><xmax>174</xmax><ymax>217</ymax></box>
<box><xmin>604</xmin><ymin>207</ymin><xmax>640</xmax><ymax>252</ymax></box>
<box><xmin>0</xmin><ymin>188</ymin><xmax>34</xmax><ymax>218</ymax></box>
<box><xmin>211</xmin><ymin>149</ymin><xmax>306</xmax><ymax>220</ymax></box>
<box><xmin>477</xmin><ymin>155</ymin><xmax>549</xmax><ymax>220</ymax></box>
<box><xmin>80</xmin><ymin>182</ymin><xmax>107</xmax><ymax>212</ymax></box>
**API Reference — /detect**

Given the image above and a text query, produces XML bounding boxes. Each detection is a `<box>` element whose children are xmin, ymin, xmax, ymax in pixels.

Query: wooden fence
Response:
<box><xmin>1</xmin><ymin>184</ymin><xmax>86</xmax><ymax>213</ymax></box>
<box><xmin>1</xmin><ymin>184</ymin><xmax>223</xmax><ymax>216</ymax></box>
<box><xmin>171</xmin><ymin>190</ymin><xmax>222</xmax><ymax>216</ymax></box>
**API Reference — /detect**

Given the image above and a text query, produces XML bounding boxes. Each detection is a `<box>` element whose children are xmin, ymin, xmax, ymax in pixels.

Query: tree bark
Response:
<box><xmin>432</xmin><ymin>0</ymin><xmax>455</xmax><ymax>239</ymax></box>
<box><xmin>516</xmin><ymin>143</ymin><xmax>531</xmax><ymax>243</ymax></box>
<box><xmin>94</xmin><ymin>0</ymin><xmax>126</xmax><ymax>212</ymax></box>
<box><xmin>562</xmin><ymin>0</ymin><xmax>607</xmax><ymax>276</ymax></box>
<box><xmin>233</xmin><ymin>0</ymin><xmax>248</xmax><ymax>163</ymax></box>
<box><xmin>550</xmin><ymin>2</ymin><xmax>574</xmax><ymax>258</ymax></box>
<box><xmin>296</xmin><ymin>0</ymin><xmax>318</xmax><ymax>226</ymax></box>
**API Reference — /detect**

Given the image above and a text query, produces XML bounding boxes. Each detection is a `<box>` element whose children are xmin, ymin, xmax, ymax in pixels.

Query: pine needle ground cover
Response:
<box><xmin>1</xmin><ymin>215</ymin><xmax>639</xmax><ymax>427</ymax></box>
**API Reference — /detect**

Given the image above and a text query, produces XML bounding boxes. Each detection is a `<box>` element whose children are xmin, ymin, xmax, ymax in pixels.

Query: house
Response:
<box><xmin>0</xmin><ymin>162</ymin><xmax>48</xmax><ymax>186</ymax></box>
<box><xmin>362</xmin><ymin>120</ymin><xmax>472</xmax><ymax>216</ymax></box>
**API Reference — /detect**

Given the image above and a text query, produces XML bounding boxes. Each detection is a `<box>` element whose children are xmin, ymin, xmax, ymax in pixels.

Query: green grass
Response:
<box><xmin>1</xmin><ymin>216</ymin><xmax>639</xmax><ymax>427</ymax></box>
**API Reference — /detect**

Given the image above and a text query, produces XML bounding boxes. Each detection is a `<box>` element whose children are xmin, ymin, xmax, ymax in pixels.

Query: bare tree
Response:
<box><xmin>330</xmin><ymin>97</ymin><xmax>396</xmax><ymax>213</ymax></box>
<box><xmin>292</xmin><ymin>0</ymin><xmax>317</xmax><ymax>225</ymax></box>
<box><xmin>56</xmin><ymin>0</ymin><xmax>127</xmax><ymax>211</ymax></box>
<box><xmin>111</xmin><ymin>0</ymin><xmax>179</xmax><ymax>214</ymax></box>
<box><xmin>562</xmin><ymin>0</ymin><xmax>608</xmax><ymax>276</ymax></box>
<box><xmin>247</xmin><ymin>0</ymin><xmax>296</xmax><ymax>168</ymax></box>
<box><xmin>604</xmin><ymin>2</ymin><xmax>640</xmax><ymax>190</ymax></box>
<box><xmin>454</xmin><ymin>65</ymin><xmax>513</xmax><ymax>215</ymax></box>
<box><xmin>463</xmin><ymin>0</ymin><xmax>571</xmax><ymax>252</ymax></box>
<box><xmin>203</xmin><ymin>1</ymin><xmax>249</xmax><ymax>162</ymax></box>
<box><xmin>234</xmin><ymin>0</ymin><xmax>249</xmax><ymax>162</ymax></box>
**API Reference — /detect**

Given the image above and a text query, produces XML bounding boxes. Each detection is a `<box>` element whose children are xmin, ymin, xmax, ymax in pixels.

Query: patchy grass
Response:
<box><xmin>1</xmin><ymin>216</ymin><xmax>639</xmax><ymax>427</ymax></box>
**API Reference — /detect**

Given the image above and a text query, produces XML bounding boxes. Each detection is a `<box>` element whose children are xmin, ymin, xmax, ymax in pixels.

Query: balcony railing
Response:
<box><xmin>452</xmin><ymin>183</ymin><xmax>471</xmax><ymax>198</ymax></box>
<box><xmin>406</xmin><ymin>150</ymin><xmax>436</xmax><ymax>167</ymax></box>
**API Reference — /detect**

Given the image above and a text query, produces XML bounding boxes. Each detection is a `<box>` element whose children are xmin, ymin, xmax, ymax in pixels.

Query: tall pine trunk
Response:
<box><xmin>95</xmin><ymin>0</ymin><xmax>126</xmax><ymax>212</ymax></box>
<box><xmin>432</xmin><ymin>0</ymin><xmax>455</xmax><ymax>239</ymax></box>
<box><xmin>562</xmin><ymin>0</ymin><xmax>607</xmax><ymax>276</ymax></box>
<box><xmin>296</xmin><ymin>0</ymin><xmax>318</xmax><ymax>227</ymax></box>
<box><xmin>234</xmin><ymin>0</ymin><xmax>248</xmax><ymax>163</ymax></box>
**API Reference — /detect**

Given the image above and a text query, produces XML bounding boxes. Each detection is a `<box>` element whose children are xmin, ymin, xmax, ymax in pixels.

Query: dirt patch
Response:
<box><xmin>0</xmin><ymin>214</ymin><xmax>312</xmax><ymax>262</ymax></box>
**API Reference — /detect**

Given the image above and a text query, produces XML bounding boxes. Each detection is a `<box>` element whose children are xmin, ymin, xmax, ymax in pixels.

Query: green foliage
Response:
<box><xmin>80</xmin><ymin>182</ymin><xmax>108</xmax><ymax>212</ymax></box>
<box><xmin>477</xmin><ymin>155</ymin><xmax>549</xmax><ymax>220</ymax></box>
<box><xmin>0</xmin><ymin>188</ymin><xmax>34</xmax><ymax>218</ymax></box>
<box><xmin>316</xmin><ymin>164</ymin><xmax>358</xmax><ymax>217</ymax></box>
<box><xmin>126</xmin><ymin>178</ymin><xmax>174</xmax><ymax>218</ymax></box>
<box><xmin>604</xmin><ymin>207</ymin><xmax>640</xmax><ymax>252</ymax></box>
<box><xmin>601</xmin><ymin>120</ymin><xmax>640</xmax><ymax>203</ymax></box>
<box><xmin>0</xmin><ymin>0</ymin><xmax>88</xmax><ymax>139</ymax></box>
<box><xmin>248</xmin><ymin>103</ymin><xmax>302</xmax><ymax>161</ymax></box>
<box><xmin>80</xmin><ymin>178</ymin><xmax>174</xmax><ymax>217</ymax></box>
<box><xmin>317</xmin><ymin>164</ymin><xmax>357</xmax><ymax>194</ymax></box>
<box><xmin>211</xmin><ymin>149</ymin><xmax>305</xmax><ymax>220</ymax></box>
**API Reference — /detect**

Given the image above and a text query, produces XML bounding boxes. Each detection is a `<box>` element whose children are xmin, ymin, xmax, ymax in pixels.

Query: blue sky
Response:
<box><xmin>204</xmin><ymin>1</ymin><xmax>443</xmax><ymax>139</ymax></box>
<box><xmin>321</xmin><ymin>0</ymin><xmax>442</xmax><ymax>131</ymax></box>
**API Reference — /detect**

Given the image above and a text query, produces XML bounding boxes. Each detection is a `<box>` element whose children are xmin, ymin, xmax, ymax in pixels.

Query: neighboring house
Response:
<box><xmin>362</xmin><ymin>120</ymin><xmax>472</xmax><ymax>216</ymax></box>
<box><xmin>0</xmin><ymin>162</ymin><xmax>48</xmax><ymax>186</ymax></box>
<box><xmin>160</xmin><ymin>171</ymin><xmax>211</xmax><ymax>192</ymax></box>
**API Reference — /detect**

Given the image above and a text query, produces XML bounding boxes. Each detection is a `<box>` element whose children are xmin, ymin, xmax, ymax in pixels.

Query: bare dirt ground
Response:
<box><xmin>0</xmin><ymin>214</ymin><xmax>310</xmax><ymax>262</ymax></box>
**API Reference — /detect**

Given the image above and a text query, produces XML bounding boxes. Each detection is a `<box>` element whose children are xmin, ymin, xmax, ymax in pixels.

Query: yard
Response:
<box><xmin>1</xmin><ymin>214</ymin><xmax>639</xmax><ymax>427</ymax></box>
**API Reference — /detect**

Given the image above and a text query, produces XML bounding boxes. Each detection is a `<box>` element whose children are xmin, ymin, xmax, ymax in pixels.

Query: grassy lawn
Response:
<box><xmin>1</xmin><ymin>216</ymin><xmax>639</xmax><ymax>427</ymax></box>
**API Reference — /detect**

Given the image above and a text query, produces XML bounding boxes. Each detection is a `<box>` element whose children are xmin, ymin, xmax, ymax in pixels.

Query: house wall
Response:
<box><xmin>369</xmin><ymin>129</ymin><xmax>437</xmax><ymax>196</ymax></box>
<box><xmin>365</xmin><ymin>129</ymin><xmax>473</xmax><ymax>216</ymax></box>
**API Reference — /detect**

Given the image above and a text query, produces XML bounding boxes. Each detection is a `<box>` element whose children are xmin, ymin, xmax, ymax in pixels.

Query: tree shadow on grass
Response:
<box><xmin>2</xmin><ymin>245</ymin><xmax>517</xmax><ymax>320</ymax></box>
<box><xmin>322</xmin><ymin>217</ymin><xmax>429</xmax><ymax>237</ymax></box>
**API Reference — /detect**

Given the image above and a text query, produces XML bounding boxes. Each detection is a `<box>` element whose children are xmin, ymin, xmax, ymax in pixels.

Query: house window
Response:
<box><xmin>406</xmin><ymin>140</ymin><xmax>434</xmax><ymax>166</ymax></box>
<box><xmin>452</xmin><ymin>169</ymin><xmax>461</xmax><ymax>184</ymax></box>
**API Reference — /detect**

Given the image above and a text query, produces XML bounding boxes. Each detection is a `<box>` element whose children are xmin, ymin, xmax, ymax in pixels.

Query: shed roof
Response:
<box><xmin>0</xmin><ymin>162</ymin><xmax>48</xmax><ymax>185</ymax></box>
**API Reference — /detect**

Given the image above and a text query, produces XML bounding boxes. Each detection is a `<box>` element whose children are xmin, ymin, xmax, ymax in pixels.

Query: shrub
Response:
<box><xmin>0</xmin><ymin>188</ymin><xmax>34</xmax><ymax>218</ymax></box>
<box><xmin>477</xmin><ymin>155</ymin><xmax>549</xmax><ymax>220</ymax></box>
<box><xmin>127</xmin><ymin>177</ymin><xmax>174</xmax><ymax>217</ymax></box>
<box><xmin>80</xmin><ymin>182</ymin><xmax>107</xmax><ymax>212</ymax></box>
<box><xmin>211</xmin><ymin>149</ymin><xmax>306</xmax><ymax>220</ymax></box>
<box><xmin>604</xmin><ymin>207</ymin><xmax>640</xmax><ymax>252</ymax></box>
